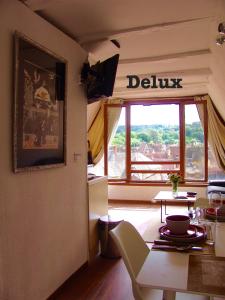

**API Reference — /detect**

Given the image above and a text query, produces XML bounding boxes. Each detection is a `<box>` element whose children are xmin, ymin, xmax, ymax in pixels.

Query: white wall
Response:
<box><xmin>208</xmin><ymin>4</ymin><xmax>225</xmax><ymax>120</ymax></box>
<box><xmin>109</xmin><ymin>185</ymin><xmax>207</xmax><ymax>201</ymax></box>
<box><xmin>0</xmin><ymin>1</ymin><xmax>87</xmax><ymax>299</ymax></box>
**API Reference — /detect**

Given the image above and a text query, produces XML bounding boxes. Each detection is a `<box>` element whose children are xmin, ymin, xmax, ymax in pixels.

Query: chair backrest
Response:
<box><xmin>110</xmin><ymin>221</ymin><xmax>149</xmax><ymax>280</ymax></box>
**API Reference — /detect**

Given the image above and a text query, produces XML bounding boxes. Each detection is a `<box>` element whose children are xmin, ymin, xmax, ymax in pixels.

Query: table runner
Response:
<box><xmin>188</xmin><ymin>255</ymin><xmax>225</xmax><ymax>295</ymax></box>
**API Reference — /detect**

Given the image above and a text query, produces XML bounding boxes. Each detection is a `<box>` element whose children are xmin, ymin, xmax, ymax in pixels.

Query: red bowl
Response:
<box><xmin>166</xmin><ymin>215</ymin><xmax>190</xmax><ymax>235</ymax></box>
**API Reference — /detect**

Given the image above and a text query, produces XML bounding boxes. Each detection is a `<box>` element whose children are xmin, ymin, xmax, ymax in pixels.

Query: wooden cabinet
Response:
<box><xmin>88</xmin><ymin>176</ymin><xmax>108</xmax><ymax>261</ymax></box>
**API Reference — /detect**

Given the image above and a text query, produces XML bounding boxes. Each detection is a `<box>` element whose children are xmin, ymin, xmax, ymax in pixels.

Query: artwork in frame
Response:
<box><xmin>13</xmin><ymin>32</ymin><xmax>67</xmax><ymax>172</ymax></box>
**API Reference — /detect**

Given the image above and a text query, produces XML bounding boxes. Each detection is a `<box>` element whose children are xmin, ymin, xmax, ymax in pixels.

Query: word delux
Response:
<box><xmin>127</xmin><ymin>75</ymin><xmax>183</xmax><ymax>89</ymax></box>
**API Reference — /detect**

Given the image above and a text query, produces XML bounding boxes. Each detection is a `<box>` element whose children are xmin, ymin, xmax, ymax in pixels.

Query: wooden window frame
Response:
<box><xmin>104</xmin><ymin>98</ymin><xmax>208</xmax><ymax>185</ymax></box>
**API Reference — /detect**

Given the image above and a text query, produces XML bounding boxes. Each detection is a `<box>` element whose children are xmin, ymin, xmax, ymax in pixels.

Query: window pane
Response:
<box><xmin>108</xmin><ymin>107</ymin><xmax>126</xmax><ymax>179</ymax></box>
<box><xmin>130</xmin><ymin>172</ymin><xmax>168</xmax><ymax>181</ymax></box>
<box><xmin>185</xmin><ymin>104</ymin><xmax>205</xmax><ymax>180</ymax></box>
<box><xmin>208</xmin><ymin>145</ymin><xmax>225</xmax><ymax>180</ymax></box>
<box><xmin>91</xmin><ymin>156</ymin><xmax>104</xmax><ymax>176</ymax></box>
<box><xmin>131</xmin><ymin>164</ymin><xmax>179</xmax><ymax>171</ymax></box>
<box><xmin>130</xmin><ymin>105</ymin><xmax>180</xmax><ymax>162</ymax></box>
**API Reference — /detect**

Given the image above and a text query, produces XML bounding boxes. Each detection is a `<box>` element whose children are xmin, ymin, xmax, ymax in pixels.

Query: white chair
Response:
<box><xmin>110</xmin><ymin>221</ymin><xmax>209</xmax><ymax>300</ymax></box>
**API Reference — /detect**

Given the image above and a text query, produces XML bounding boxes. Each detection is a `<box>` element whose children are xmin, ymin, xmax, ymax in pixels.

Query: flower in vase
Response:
<box><xmin>168</xmin><ymin>173</ymin><xmax>182</xmax><ymax>194</ymax></box>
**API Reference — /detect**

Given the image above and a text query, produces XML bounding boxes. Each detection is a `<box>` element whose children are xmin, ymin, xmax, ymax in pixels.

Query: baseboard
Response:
<box><xmin>109</xmin><ymin>199</ymin><xmax>153</xmax><ymax>205</ymax></box>
<box><xmin>47</xmin><ymin>261</ymin><xmax>88</xmax><ymax>299</ymax></box>
<box><xmin>108</xmin><ymin>199</ymin><xmax>193</xmax><ymax>206</ymax></box>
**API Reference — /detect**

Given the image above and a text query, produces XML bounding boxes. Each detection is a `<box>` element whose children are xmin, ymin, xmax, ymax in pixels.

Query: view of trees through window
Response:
<box><xmin>114</xmin><ymin>122</ymin><xmax>203</xmax><ymax>148</ymax></box>
<box><xmin>106</xmin><ymin>102</ymin><xmax>224</xmax><ymax>182</ymax></box>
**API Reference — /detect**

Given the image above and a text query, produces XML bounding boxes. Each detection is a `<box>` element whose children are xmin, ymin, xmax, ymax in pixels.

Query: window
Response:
<box><xmin>105</xmin><ymin>98</ymin><xmax>209</xmax><ymax>184</ymax></box>
<box><xmin>184</xmin><ymin>104</ymin><xmax>205</xmax><ymax>181</ymax></box>
<box><xmin>129</xmin><ymin>104</ymin><xmax>180</xmax><ymax>182</ymax></box>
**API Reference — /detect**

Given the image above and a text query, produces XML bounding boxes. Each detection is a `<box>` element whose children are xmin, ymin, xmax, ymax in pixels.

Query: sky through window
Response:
<box><xmin>118</xmin><ymin>104</ymin><xmax>200</xmax><ymax>125</ymax></box>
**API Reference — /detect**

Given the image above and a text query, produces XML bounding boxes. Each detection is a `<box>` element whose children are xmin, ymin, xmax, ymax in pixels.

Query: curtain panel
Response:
<box><xmin>195</xmin><ymin>95</ymin><xmax>225</xmax><ymax>172</ymax></box>
<box><xmin>88</xmin><ymin>99</ymin><xmax>123</xmax><ymax>164</ymax></box>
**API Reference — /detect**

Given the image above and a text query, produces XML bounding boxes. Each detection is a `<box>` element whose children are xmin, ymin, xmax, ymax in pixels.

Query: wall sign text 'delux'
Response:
<box><xmin>126</xmin><ymin>75</ymin><xmax>183</xmax><ymax>89</ymax></box>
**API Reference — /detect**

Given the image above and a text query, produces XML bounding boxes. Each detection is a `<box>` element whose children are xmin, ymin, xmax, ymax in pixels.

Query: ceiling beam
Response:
<box><xmin>20</xmin><ymin>0</ymin><xmax>70</xmax><ymax>11</ymax></box>
<box><xmin>119</xmin><ymin>49</ymin><xmax>211</xmax><ymax>65</ymax></box>
<box><xmin>79</xmin><ymin>17</ymin><xmax>211</xmax><ymax>44</ymax></box>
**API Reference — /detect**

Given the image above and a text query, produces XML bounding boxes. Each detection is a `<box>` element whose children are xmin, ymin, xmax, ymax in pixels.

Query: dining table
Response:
<box><xmin>136</xmin><ymin>222</ymin><xmax>225</xmax><ymax>300</ymax></box>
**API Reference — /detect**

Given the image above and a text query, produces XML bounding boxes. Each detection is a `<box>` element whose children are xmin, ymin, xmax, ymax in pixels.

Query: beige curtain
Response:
<box><xmin>88</xmin><ymin>99</ymin><xmax>123</xmax><ymax>164</ymax></box>
<box><xmin>195</xmin><ymin>95</ymin><xmax>225</xmax><ymax>171</ymax></box>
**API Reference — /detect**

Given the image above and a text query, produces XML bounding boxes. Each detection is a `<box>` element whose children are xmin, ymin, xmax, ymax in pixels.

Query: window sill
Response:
<box><xmin>108</xmin><ymin>181</ymin><xmax>208</xmax><ymax>187</ymax></box>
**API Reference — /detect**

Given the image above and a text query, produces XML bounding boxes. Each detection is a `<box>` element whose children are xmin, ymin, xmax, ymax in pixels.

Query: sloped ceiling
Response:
<box><xmin>20</xmin><ymin>0</ymin><xmax>225</xmax><ymax>119</ymax></box>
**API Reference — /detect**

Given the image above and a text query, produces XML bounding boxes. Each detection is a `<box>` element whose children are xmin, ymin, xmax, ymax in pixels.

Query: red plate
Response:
<box><xmin>206</xmin><ymin>208</ymin><xmax>216</xmax><ymax>215</ymax></box>
<box><xmin>161</xmin><ymin>225</ymin><xmax>197</xmax><ymax>238</ymax></box>
<box><xmin>205</xmin><ymin>207</ymin><xmax>225</xmax><ymax>221</ymax></box>
<box><xmin>159</xmin><ymin>224</ymin><xmax>206</xmax><ymax>243</ymax></box>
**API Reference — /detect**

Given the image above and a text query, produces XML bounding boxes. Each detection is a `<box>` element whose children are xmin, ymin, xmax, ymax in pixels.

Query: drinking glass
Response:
<box><xmin>189</xmin><ymin>207</ymin><xmax>204</xmax><ymax>225</ymax></box>
<box><xmin>195</xmin><ymin>207</ymin><xmax>205</xmax><ymax>224</ymax></box>
<box><xmin>209</xmin><ymin>192</ymin><xmax>222</xmax><ymax>218</ymax></box>
<box><xmin>188</xmin><ymin>207</ymin><xmax>199</xmax><ymax>224</ymax></box>
<box><xmin>209</xmin><ymin>192</ymin><xmax>222</xmax><ymax>244</ymax></box>
<box><xmin>188</xmin><ymin>208</ymin><xmax>195</xmax><ymax>222</ymax></box>
<box><xmin>205</xmin><ymin>221</ymin><xmax>216</xmax><ymax>246</ymax></box>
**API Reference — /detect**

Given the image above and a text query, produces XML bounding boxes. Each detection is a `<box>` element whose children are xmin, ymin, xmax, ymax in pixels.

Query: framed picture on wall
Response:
<box><xmin>13</xmin><ymin>32</ymin><xmax>67</xmax><ymax>172</ymax></box>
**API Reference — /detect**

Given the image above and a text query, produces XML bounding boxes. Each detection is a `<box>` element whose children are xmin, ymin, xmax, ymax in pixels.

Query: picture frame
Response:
<box><xmin>13</xmin><ymin>32</ymin><xmax>67</xmax><ymax>172</ymax></box>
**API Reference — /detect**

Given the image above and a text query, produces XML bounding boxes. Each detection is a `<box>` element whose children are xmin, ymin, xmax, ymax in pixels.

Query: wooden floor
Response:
<box><xmin>49</xmin><ymin>256</ymin><xmax>134</xmax><ymax>300</ymax></box>
<box><xmin>48</xmin><ymin>202</ymin><xmax>188</xmax><ymax>300</ymax></box>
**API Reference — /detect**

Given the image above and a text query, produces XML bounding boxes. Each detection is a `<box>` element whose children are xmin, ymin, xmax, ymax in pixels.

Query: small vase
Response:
<box><xmin>172</xmin><ymin>182</ymin><xmax>178</xmax><ymax>197</ymax></box>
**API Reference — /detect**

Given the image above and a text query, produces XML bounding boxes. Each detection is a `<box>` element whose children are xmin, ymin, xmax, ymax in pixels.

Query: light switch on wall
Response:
<box><xmin>73</xmin><ymin>153</ymin><xmax>81</xmax><ymax>161</ymax></box>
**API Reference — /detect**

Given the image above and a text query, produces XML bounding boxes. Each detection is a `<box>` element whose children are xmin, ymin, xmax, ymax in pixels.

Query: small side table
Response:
<box><xmin>153</xmin><ymin>191</ymin><xmax>197</xmax><ymax>223</ymax></box>
<box><xmin>98</xmin><ymin>215</ymin><xmax>123</xmax><ymax>258</ymax></box>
